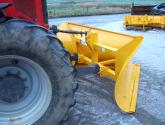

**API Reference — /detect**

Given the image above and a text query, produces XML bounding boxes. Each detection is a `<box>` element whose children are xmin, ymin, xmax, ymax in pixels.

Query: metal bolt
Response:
<box><xmin>11</xmin><ymin>59</ymin><xmax>18</xmax><ymax>65</ymax></box>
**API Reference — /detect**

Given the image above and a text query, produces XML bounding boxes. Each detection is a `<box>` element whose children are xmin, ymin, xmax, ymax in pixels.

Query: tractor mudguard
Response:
<box><xmin>57</xmin><ymin>22</ymin><xmax>143</xmax><ymax>113</ymax></box>
<box><xmin>0</xmin><ymin>3</ymin><xmax>11</xmax><ymax>22</ymax></box>
<box><xmin>0</xmin><ymin>3</ymin><xmax>11</xmax><ymax>9</ymax></box>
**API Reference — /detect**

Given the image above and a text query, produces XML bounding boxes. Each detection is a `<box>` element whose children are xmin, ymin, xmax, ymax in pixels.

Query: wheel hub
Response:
<box><xmin>0</xmin><ymin>55</ymin><xmax>52</xmax><ymax>125</ymax></box>
<box><xmin>0</xmin><ymin>74</ymin><xmax>26</xmax><ymax>103</ymax></box>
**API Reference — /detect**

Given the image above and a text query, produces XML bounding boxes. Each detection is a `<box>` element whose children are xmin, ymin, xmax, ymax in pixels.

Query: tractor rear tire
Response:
<box><xmin>0</xmin><ymin>19</ymin><xmax>76</xmax><ymax>125</ymax></box>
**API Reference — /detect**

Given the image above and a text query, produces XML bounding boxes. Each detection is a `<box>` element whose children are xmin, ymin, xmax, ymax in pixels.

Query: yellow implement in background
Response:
<box><xmin>57</xmin><ymin>22</ymin><xmax>143</xmax><ymax>113</ymax></box>
<box><xmin>124</xmin><ymin>15</ymin><xmax>165</xmax><ymax>30</ymax></box>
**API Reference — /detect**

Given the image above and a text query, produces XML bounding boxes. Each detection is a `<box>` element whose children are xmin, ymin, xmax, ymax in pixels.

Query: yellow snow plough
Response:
<box><xmin>125</xmin><ymin>3</ymin><xmax>165</xmax><ymax>30</ymax></box>
<box><xmin>125</xmin><ymin>15</ymin><xmax>165</xmax><ymax>30</ymax></box>
<box><xmin>57</xmin><ymin>22</ymin><xmax>143</xmax><ymax>113</ymax></box>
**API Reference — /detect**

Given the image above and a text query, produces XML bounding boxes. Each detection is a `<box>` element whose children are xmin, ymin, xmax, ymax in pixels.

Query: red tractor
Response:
<box><xmin>0</xmin><ymin>0</ymin><xmax>143</xmax><ymax>125</ymax></box>
<box><xmin>0</xmin><ymin>0</ymin><xmax>76</xmax><ymax>125</ymax></box>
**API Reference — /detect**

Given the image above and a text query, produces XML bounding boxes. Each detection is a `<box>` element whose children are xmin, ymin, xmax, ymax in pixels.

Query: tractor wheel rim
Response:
<box><xmin>0</xmin><ymin>55</ymin><xmax>52</xmax><ymax>125</ymax></box>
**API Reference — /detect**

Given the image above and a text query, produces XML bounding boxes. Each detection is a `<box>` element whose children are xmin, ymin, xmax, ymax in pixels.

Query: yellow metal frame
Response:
<box><xmin>57</xmin><ymin>22</ymin><xmax>143</xmax><ymax>113</ymax></box>
<box><xmin>124</xmin><ymin>15</ymin><xmax>165</xmax><ymax>31</ymax></box>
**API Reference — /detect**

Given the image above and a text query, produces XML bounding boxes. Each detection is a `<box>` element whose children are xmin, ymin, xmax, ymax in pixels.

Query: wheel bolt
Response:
<box><xmin>11</xmin><ymin>59</ymin><xmax>18</xmax><ymax>65</ymax></box>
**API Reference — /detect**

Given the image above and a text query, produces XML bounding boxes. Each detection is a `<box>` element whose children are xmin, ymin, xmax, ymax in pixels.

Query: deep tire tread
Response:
<box><xmin>0</xmin><ymin>19</ymin><xmax>77</xmax><ymax>125</ymax></box>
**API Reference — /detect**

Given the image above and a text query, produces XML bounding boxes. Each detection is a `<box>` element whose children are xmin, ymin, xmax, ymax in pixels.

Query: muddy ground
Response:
<box><xmin>49</xmin><ymin>14</ymin><xmax>165</xmax><ymax>125</ymax></box>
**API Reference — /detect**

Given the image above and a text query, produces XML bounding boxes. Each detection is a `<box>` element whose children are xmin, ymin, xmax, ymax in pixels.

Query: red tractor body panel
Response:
<box><xmin>0</xmin><ymin>0</ymin><xmax>49</xmax><ymax>28</ymax></box>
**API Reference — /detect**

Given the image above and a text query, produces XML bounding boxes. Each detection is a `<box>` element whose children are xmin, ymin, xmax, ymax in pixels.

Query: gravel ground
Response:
<box><xmin>49</xmin><ymin>14</ymin><xmax>165</xmax><ymax>125</ymax></box>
